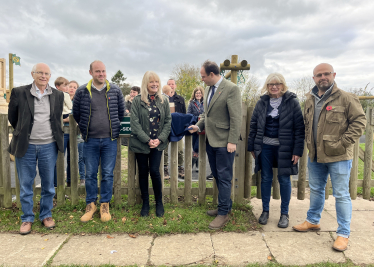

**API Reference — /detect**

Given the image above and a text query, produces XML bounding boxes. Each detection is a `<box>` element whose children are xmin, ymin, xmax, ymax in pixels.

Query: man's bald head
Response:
<box><xmin>312</xmin><ymin>63</ymin><xmax>336</xmax><ymax>92</ymax></box>
<box><xmin>313</xmin><ymin>63</ymin><xmax>334</xmax><ymax>76</ymax></box>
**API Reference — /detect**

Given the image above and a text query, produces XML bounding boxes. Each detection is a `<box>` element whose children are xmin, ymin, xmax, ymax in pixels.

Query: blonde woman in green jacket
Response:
<box><xmin>129</xmin><ymin>71</ymin><xmax>171</xmax><ymax>217</ymax></box>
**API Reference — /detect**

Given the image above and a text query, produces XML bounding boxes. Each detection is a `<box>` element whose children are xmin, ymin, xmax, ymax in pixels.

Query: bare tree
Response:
<box><xmin>239</xmin><ymin>73</ymin><xmax>261</xmax><ymax>107</ymax></box>
<box><xmin>290</xmin><ymin>76</ymin><xmax>314</xmax><ymax>108</ymax></box>
<box><xmin>348</xmin><ymin>83</ymin><xmax>374</xmax><ymax>112</ymax></box>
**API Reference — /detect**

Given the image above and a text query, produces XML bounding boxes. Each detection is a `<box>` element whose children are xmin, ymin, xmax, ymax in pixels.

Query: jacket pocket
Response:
<box><xmin>326</xmin><ymin>106</ymin><xmax>345</xmax><ymax>123</ymax></box>
<box><xmin>215</xmin><ymin>123</ymin><xmax>229</xmax><ymax>129</ymax></box>
<box><xmin>323</xmin><ymin>135</ymin><xmax>346</xmax><ymax>156</ymax></box>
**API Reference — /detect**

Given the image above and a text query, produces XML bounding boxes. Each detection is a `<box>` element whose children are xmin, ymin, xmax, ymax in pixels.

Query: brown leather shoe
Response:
<box><xmin>207</xmin><ymin>209</ymin><xmax>231</xmax><ymax>217</ymax></box>
<box><xmin>100</xmin><ymin>202</ymin><xmax>111</xmax><ymax>222</ymax></box>
<box><xmin>209</xmin><ymin>215</ymin><xmax>229</xmax><ymax>230</ymax></box>
<box><xmin>80</xmin><ymin>202</ymin><xmax>97</xmax><ymax>222</ymax></box>
<box><xmin>42</xmin><ymin>217</ymin><xmax>55</xmax><ymax>229</ymax></box>
<box><xmin>333</xmin><ymin>236</ymin><xmax>349</xmax><ymax>252</ymax></box>
<box><xmin>19</xmin><ymin>222</ymin><xmax>32</xmax><ymax>235</ymax></box>
<box><xmin>207</xmin><ymin>209</ymin><xmax>218</xmax><ymax>217</ymax></box>
<box><xmin>292</xmin><ymin>221</ymin><xmax>320</xmax><ymax>232</ymax></box>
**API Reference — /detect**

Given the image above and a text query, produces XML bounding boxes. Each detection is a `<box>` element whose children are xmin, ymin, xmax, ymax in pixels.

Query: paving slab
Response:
<box><xmin>324</xmin><ymin>196</ymin><xmax>374</xmax><ymax>211</ymax></box>
<box><xmin>325</xmin><ymin>210</ymin><xmax>374</xmax><ymax>232</ymax></box>
<box><xmin>252</xmin><ymin>197</ymin><xmax>338</xmax><ymax>232</ymax></box>
<box><xmin>52</xmin><ymin>234</ymin><xmax>152</xmax><ymax>266</ymax></box>
<box><xmin>211</xmin><ymin>232</ymin><xmax>269</xmax><ymax>265</ymax></box>
<box><xmin>263</xmin><ymin>232</ymin><xmax>345</xmax><ymax>266</ymax></box>
<box><xmin>0</xmin><ymin>233</ymin><xmax>68</xmax><ymax>267</ymax></box>
<box><xmin>150</xmin><ymin>233</ymin><xmax>213</xmax><ymax>266</ymax></box>
<box><xmin>332</xmin><ymin>232</ymin><xmax>374</xmax><ymax>264</ymax></box>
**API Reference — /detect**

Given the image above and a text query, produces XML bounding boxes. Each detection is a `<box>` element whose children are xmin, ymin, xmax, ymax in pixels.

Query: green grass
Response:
<box><xmin>0</xmin><ymin>198</ymin><xmax>258</xmax><ymax>235</ymax></box>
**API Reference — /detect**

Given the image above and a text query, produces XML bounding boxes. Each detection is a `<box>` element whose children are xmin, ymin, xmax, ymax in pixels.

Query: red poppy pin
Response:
<box><xmin>109</xmin><ymin>97</ymin><xmax>111</xmax><ymax>99</ymax></box>
<box><xmin>326</xmin><ymin>106</ymin><xmax>333</xmax><ymax>111</ymax></box>
<box><xmin>150</xmin><ymin>96</ymin><xmax>155</xmax><ymax>100</ymax></box>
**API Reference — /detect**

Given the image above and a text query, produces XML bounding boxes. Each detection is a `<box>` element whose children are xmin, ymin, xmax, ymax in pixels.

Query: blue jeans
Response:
<box><xmin>78</xmin><ymin>142</ymin><xmax>85</xmax><ymax>180</ymax></box>
<box><xmin>206</xmin><ymin>139</ymin><xmax>235</xmax><ymax>215</ymax></box>
<box><xmin>260</xmin><ymin>144</ymin><xmax>291</xmax><ymax>215</ymax></box>
<box><xmin>15</xmin><ymin>142</ymin><xmax>58</xmax><ymax>222</ymax></box>
<box><xmin>83</xmin><ymin>138</ymin><xmax>117</xmax><ymax>204</ymax></box>
<box><xmin>307</xmin><ymin>157</ymin><xmax>352</xmax><ymax>238</ymax></box>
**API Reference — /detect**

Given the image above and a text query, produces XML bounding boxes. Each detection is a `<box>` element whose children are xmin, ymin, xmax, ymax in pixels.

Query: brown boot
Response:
<box><xmin>292</xmin><ymin>221</ymin><xmax>320</xmax><ymax>232</ymax></box>
<box><xmin>80</xmin><ymin>202</ymin><xmax>97</xmax><ymax>222</ymax></box>
<box><xmin>209</xmin><ymin>215</ymin><xmax>229</xmax><ymax>230</ymax></box>
<box><xmin>207</xmin><ymin>209</ymin><xmax>231</xmax><ymax>217</ymax></box>
<box><xmin>19</xmin><ymin>222</ymin><xmax>32</xmax><ymax>235</ymax></box>
<box><xmin>100</xmin><ymin>203</ymin><xmax>111</xmax><ymax>222</ymax></box>
<box><xmin>206</xmin><ymin>209</ymin><xmax>218</xmax><ymax>217</ymax></box>
<box><xmin>333</xmin><ymin>236</ymin><xmax>349</xmax><ymax>252</ymax></box>
<box><xmin>42</xmin><ymin>217</ymin><xmax>55</xmax><ymax>229</ymax></box>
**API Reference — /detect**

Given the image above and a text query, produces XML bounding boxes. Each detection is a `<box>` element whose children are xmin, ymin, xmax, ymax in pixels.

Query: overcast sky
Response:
<box><xmin>1</xmin><ymin>0</ymin><xmax>374</xmax><ymax>92</ymax></box>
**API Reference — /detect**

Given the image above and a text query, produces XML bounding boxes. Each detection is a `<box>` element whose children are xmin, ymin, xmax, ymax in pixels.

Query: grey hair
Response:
<box><xmin>31</xmin><ymin>63</ymin><xmax>49</xmax><ymax>73</ymax></box>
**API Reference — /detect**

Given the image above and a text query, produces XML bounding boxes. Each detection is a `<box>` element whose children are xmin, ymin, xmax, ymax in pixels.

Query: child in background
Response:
<box><xmin>54</xmin><ymin>77</ymin><xmax>73</xmax><ymax>188</ymax></box>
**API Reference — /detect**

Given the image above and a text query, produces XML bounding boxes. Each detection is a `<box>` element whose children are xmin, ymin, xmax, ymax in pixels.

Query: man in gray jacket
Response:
<box><xmin>8</xmin><ymin>63</ymin><xmax>64</xmax><ymax>235</ymax></box>
<box><xmin>189</xmin><ymin>60</ymin><xmax>242</xmax><ymax>230</ymax></box>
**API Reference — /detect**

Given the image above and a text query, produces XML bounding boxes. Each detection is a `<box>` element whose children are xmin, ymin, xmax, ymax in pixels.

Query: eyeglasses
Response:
<box><xmin>33</xmin><ymin>71</ymin><xmax>51</xmax><ymax>77</ymax></box>
<box><xmin>314</xmin><ymin>72</ymin><xmax>334</xmax><ymax>78</ymax></box>
<box><xmin>268</xmin><ymin>83</ymin><xmax>282</xmax><ymax>87</ymax></box>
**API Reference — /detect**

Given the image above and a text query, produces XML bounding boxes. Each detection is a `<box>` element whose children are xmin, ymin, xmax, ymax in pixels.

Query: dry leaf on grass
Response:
<box><xmin>122</xmin><ymin>217</ymin><xmax>127</xmax><ymax>223</ymax></box>
<box><xmin>128</xmin><ymin>234</ymin><xmax>138</xmax><ymax>238</ymax></box>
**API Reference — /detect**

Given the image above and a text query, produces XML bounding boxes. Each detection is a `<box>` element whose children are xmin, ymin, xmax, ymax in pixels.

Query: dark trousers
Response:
<box><xmin>135</xmin><ymin>149</ymin><xmax>163</xmax><ymax>202</ymax></box>
<box><xmin>192</xmin><ymin>133</ymin><xmax>199</xmax><ymax>153</ymax></box>
<box><xmin>260</xmin><ymin>143</ymin><xmax>291</xmax><ymax>215</ymax></box>
<box><xmin>206</xmin><ymin>139</ymin><xmax>235</xmax><ymax>215</ymax></box>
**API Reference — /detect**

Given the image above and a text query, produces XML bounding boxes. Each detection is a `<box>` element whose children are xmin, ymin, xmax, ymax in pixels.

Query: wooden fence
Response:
<box><xmin>0</xmin><ymin>105</ymin><xmax>373</xmax><ymax>209</ymax></box>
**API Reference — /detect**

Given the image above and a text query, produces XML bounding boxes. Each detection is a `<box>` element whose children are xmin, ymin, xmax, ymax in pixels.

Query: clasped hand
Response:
<box><xmin>148</xmin><ymin>139</ymin><xmax>161</xmax><ymax>148</ymax></box>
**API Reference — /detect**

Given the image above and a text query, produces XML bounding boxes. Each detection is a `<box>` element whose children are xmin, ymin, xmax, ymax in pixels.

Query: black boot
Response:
<box><xmin>192</xmin><ymin>157</ymin><xmax>197</xmax><ymax>171</ymax></box>
<box><xmin>277</xmin><ymin>214</ymin><xmax>289</xmax><ymax>228</ymax></box>
<box><xmin>139</xmin><ymin>178</ymin><xmax>150</xmax><ymax>217</ymax></box>
<box><xmin>151</xmin><ymin>172</ymin><xmax>164</xmax><ymax>217</ymax></box>
<box><xmin>258</xmin><ymin>211</ymin><xmax>269</xmax><ymax>225</ymax></box>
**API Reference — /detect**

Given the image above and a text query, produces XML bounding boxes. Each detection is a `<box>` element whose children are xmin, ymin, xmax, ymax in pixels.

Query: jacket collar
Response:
<box><xmin>86</xmin><ymin>79</ymin><xmax>110</xmax><ymax>97</ymax></box>
<box><xmin>306</xmin><ymin>83</ymin><xmax>341</xmax><ymax>103</ymax></box>
<box><xmin>206</xmin><ymin>77</ymin><xmax>226</xmax><ymax>113</ymax></box>
<box><xmin>260</xmin><ymin>90</ymin><xmax>295</xmax><ymax>103</ymax></box>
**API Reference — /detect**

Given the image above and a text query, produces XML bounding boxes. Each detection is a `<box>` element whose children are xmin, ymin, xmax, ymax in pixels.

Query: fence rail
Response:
<box><xmin>0</xmin><ymin>105</ymin><xmax>373</xmax><ymax>209</ymax></box>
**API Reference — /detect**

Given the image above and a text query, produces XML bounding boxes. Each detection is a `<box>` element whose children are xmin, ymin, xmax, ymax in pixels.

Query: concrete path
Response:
<box><xmin>0</xmin><ymin>197</ymin><xmax>373</xmax><ymax>266</ymax></box>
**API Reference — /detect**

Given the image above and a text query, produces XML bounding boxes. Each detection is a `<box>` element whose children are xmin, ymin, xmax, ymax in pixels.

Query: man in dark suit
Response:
<box><xmin>189</xmin><ymin>60</ymin><xmax>242</xmax><ymax>229</ymax></box>
<box><xmin>8</xmin><ymin>63</ymin><xmax>64</xmax><ymax>235</ymax></box>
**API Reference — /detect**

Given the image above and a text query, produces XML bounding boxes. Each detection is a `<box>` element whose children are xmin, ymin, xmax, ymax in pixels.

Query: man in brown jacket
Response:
<box><xmin>292</xmin><ymin>63</ymin><xmax>366</xmax><ymax>252</ymax></box>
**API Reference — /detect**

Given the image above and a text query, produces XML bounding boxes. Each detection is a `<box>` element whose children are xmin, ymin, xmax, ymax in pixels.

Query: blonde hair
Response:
<box><xmin>261</xmin><ymin>73</ymin><xmax>288</xmax><ymax>96</ymax></box>
<box><xmin>69</xmin><ymin>80</ymin><xmax>79</xmax><ymax>88</ymax></box>
<box><xmin>162</xmin><ymin>85</ymin><xmax>171</xmax><ymax>95</ymax></box>
<box><xmin>140</xmin><ymin>71</ymin><xmax>164</xmax><ymax>104</ymax></box>
<box><xmin>189</xmin><ymin>86</ymin><xmax>205</xmax><ymax>102</ymax></box>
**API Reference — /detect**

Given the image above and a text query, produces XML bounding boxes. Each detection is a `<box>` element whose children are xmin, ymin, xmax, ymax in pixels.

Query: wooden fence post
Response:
<box><xmin>234</xmin><ymin>103</ymin><xmax>247</xmax><ymax>204</ymax></box>
<box><xmin>184</xmin><ymin>135</ymin><xmax>192</xmax><ymax>204</ymax></box>
<box><xmin>170</xmin><ymin>141</ymin><xmax>178</xmax><ymax>204</ymax></box>
<box><xmin>56</xmin><ymin>149</ymin><xmax>65</xmax><ymax>206</ymax></box>
<box><xmin>297</xmin><ymin>140</ymin><xmax>308</xmax><ymax>200</ymax></box>
<box><xmin>198</xmin><ymin>135</ymin><xmax>207</xmax><ymax>205</ymax></box>
<box><xmin>0</xmin><ymin>114</ymin><xmax>11</xmax><ymax>208</ymax></box>
<box><xmin>272</xmin><ymin>168</ymin><xmax>280</xmax><ymax>199</ymax></box>
<box><xmin>127</xmin><ymin>148</ymin><xmax>136</xmax><ymax>206</ymax></box>
<box><xmin>69</xmin><ymin>115</ymin><xmax>79</xmax><ymax>205</ymax></box>
<box><xmin>245</xmin><ymin>106</ymin><xmax>254</xmax><ymax>198</ymax></box>
<box><xmin>363</xmin><ymin>108</ymin><xmax>373</xmax><ymax>199</ymax></box>
<box><xmin>14</xmin><ymin>161</ymin><xmax>21</xmax><ymax>208</ymax></box>
<box><xmin>113</xmin><ymin>138</ymin><xmax>122</xmax><ymax>207</ymax></box>
<box><xmin>325</xmin><ymin>176</ymin><xmax>331</xmax><ymax>199</ymax></box>
<box><xmin>349</xmin><ymin>138</ymin><xmax>359</xmax><ymax>199</ymax></box>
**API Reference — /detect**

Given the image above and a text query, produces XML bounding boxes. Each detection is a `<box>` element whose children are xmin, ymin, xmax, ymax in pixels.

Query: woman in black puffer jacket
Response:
<box><xmin>248</xmin><ymin>73</ymin><xmax>305</xmax><ymax>228</ymax></box>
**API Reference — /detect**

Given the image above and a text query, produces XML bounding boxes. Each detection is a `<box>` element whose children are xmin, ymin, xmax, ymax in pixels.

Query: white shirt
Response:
<box><xmin>92</xmin><ymin>82</ymin><xmax>107</xmax><ymax>91</ymax></box>
<box><xmin>207</xmin><ymin>76</ymin><xmax>223</xmax><ymax>106</ymax></box>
